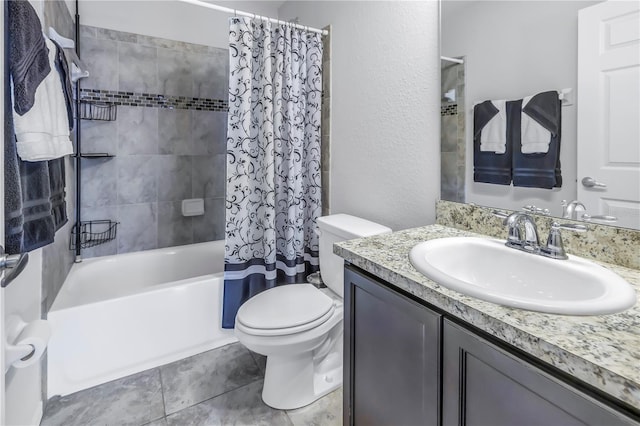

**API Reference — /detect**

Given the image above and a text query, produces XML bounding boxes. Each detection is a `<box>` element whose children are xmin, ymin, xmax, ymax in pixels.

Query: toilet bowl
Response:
<box><xmin>234</xmin><ymin>214</ymin><xmax>391</xmax><ymax>409</ymax></box>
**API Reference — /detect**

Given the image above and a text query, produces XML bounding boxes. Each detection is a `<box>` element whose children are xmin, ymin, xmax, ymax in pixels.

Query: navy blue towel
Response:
<box><xmin>473</xmin><ymin>101</ymin><xmax>512</xmax><ymax>185</ymax></box>
<box><xmin>8</xmin><ymin>0</ymin><xmax>51</xmax><ymax>115</ymax></box>
<box><xmin>512</xmin><ymin>91</ymin><xmax>562</xmax><ymax>189</ymax></box>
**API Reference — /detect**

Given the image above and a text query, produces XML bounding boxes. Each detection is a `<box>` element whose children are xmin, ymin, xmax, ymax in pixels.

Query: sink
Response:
<box><xmin>409</xmin><ymin>237</ymin><xmax>636</xmax><ymax>315</ymax></box>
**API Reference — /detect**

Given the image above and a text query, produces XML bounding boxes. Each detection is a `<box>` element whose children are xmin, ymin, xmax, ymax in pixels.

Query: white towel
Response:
<box><xmin>521</xmin><ymin>95</ymin><xmax>552</xmax><ymax>154</ymax></box>
<box><xmin>13</xmin><ymin>37</ymin><xmax>74</xmax><ymax>162</ymax></box>
<box><xmin>480</xmin><ymin>100</ymin><xmax>507</xmax><ymax>154</ymax></box>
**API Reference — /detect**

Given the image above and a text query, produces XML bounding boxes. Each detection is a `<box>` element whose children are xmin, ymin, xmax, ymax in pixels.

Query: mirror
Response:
<box><xmin>440</xmin><ymin>0</ymin><xmax>640</xmax><ymax>230</ymax></box>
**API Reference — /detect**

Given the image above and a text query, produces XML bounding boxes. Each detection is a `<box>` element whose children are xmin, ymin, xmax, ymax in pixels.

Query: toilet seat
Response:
<box><xmin>236</xmin><ymin>284</ymin><xmax>336</xmax><ymax>337</ymax></box>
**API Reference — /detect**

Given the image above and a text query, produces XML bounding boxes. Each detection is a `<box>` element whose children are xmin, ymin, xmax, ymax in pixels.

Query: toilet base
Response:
<box><xmin>261</xmin><ymin>349</ymin><xmax>342</xmax><ymax>410</ymax></box>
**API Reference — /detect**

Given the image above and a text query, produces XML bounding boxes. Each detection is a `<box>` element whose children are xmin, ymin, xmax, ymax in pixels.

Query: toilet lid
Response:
<box><xmin>236</xmin><ymin>284</ymin><xmax>334</xmax><ymax>330</ymax></box>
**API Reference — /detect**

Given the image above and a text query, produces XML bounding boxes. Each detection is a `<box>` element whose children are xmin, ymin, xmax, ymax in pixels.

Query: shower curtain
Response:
<box><xmin>222</xmin><ymin>17</ymin><xmax>323</xmax><ymax>328</ymax></box>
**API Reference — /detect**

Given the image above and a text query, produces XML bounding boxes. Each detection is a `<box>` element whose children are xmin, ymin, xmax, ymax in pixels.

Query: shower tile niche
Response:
<box><xmin>79</xmin><ymin>26</ymin><xmax>229</xmax><ymax>258</ymax></box>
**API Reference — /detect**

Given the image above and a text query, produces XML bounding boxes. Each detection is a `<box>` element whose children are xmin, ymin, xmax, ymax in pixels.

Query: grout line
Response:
<box><xmin>158</xmin><ymin>367</ymin><xmax>168</xmax><ymax>418</ymax></box>
<box><xmin>166</xmin><ymin>378</ymin><xmax>266</xmax><ymax>418</ymax></box>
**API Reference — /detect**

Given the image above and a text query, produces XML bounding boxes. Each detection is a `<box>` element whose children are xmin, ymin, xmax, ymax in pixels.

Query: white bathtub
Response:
<box><xmin>47</xmin><ymin>241</ymin><xmax>237</xmax><ymax>397</ymax></box>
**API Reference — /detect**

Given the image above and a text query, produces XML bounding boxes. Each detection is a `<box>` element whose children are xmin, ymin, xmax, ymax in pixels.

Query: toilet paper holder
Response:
<box><xmin>4</xmin><ymin>316</ymin><xmax>51</xmax><ymax>373</ymax></box>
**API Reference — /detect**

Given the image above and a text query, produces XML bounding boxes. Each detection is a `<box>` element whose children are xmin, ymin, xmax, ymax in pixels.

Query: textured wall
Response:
<box><xmin>278</xmin><ymin>1</ymin><xmax>441</xmax><ymax>231</ymax></box>
<box><xmin>79</xmin><ymin>26</ymin><xmax>228</xmax><ymax>258</ymax></box>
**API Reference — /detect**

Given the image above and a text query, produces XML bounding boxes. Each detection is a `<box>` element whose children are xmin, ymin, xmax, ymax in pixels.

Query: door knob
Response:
<box><xmin>581</xmin><ymin>177</ymin><xmax>607</xmax><ymax>188</ymax></box>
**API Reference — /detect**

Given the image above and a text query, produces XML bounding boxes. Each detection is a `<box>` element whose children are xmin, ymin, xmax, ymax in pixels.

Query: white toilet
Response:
<box><xmin>234</xmin><ymin>214</ymin><xmax>392</xmax><ymax>410</ymax></box>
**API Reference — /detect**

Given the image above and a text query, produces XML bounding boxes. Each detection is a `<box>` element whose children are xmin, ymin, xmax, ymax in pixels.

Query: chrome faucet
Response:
<box><xmin>562</xmin><ymin>200</ymin><xmax>618</xmax><ymax>223</ymax></box>
<box><xmin>562</xmin><ymin>200</ymin><xmax>586</xmax><ymax>219</ymax></box>
<box><xmin>493</xmin><ymin>210</ymin><xmax>588</xmax><ymax>259</ymax></box>
<box><xmin>503</xmin><ymin>212</ymin><xmax>540</xmax><ymax>252</ymax></box>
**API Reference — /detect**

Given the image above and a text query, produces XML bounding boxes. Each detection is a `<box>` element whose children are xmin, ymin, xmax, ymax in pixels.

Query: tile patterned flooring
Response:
<box><xmin>41</xmin><ymin>343</ymin><xmax>342</xmax><ymax>426</ymax></box>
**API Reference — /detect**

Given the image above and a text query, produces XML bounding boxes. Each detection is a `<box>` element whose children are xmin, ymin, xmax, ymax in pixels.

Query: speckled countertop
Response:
<box><xmin>335</xmin><ymin>224</ymin><xmax>640</xmax><ymax>409</ymax></box>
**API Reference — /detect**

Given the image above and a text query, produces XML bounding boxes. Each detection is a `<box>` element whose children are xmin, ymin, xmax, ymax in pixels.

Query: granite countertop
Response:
<box><xmin>334</xmin><ymin>224</ymin><xmax>640</xmax><ymax>409</ymax></box>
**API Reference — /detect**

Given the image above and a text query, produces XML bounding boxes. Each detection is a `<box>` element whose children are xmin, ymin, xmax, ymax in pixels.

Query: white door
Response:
<box><xmin>577</xmin><ymin>1</ymin><xmax>640</xmax><ymax>229</ymax></box>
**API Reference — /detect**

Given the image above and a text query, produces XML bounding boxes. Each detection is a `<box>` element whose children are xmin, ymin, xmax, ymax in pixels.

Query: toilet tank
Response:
<box><xmin>316</xmin><ymin>214</ymin><xmax>392</xmax><ymax>297</ymax></box>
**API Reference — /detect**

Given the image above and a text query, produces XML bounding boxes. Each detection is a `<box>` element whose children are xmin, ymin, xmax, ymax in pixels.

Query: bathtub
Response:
<box><xmin>47</xmin><ymin>241</ymin><xmax>237</xmax><ymax>398</ymax></box>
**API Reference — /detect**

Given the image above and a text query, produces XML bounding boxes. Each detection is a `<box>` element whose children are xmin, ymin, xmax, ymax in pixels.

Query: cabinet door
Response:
<box><xmin>443</xmin><ymin>319</ymin><xmax>636</xmax><ymax>426</ymax></box>
<box><xmin>344</xmin><ymin>266</ymin><xmax>441</xmax><ymax>426</ymax></box>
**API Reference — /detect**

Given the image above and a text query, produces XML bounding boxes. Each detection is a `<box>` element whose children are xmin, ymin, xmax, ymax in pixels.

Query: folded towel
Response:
<box><xmin>5</xmin><ymin>84</ymin><xmax>24</xmax><ymax>255</ymax></box>
<box><xmin>13</xmin><ymin>38</ymin><xmax>74</xmax><ymax>161</ymax></box>
<box><xmin>51</xmin><ymin>39</ymin><xmax>74</xmax><ymax>131</ymax></box>
<box><xmin>8</xmin><ymin>0</ymin><xmax>51</xmax><ymax>115</ymax></box>
<box><xmin>521</xmin><ymin>95</ymin><xmax>552</xmax><ymax>154</ymax></box>
<box><xmin>473</xmin><ymin>100</ymin><xmax>511</xmax><ymax>185</ymax></box>
<box><xmin>20</xmin><ymin>159</ymin><xmax>56</xmax><ymax>252</ymax></box>
<box><xmin>512</xmin><ymin>94</ymin><xmax>562</xmax><ymax>189</ymax></box>
<box><xmin>479</xmin><ymin>100</ymin><xmax>507</xmax><ymax>153</ymax></box>
<box><xmin>48</xmin><ymin>158</ymin><xmax>68</xmax><ymax>231</ymax></box>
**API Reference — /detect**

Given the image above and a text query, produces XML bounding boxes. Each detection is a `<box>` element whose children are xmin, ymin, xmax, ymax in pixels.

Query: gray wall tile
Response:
<box><xmin>158</xmin><ymin>201</ymin><xmax>193</xmax><ymax>249</ymax></box>
<box><xmin>118</xmin><ymin>106</ymin><xmax>159</xmax><ymax>155</ymax></box>
<box><xmin>191</xmin><ymin>111</ymin><xmax>227</xmax><ymax>156</ymax></box>
<box><xmin>158</xmin><ymin>109</ymin><xmax>191</xmax><ymax>155</ymax></box>
<box><xmin>96</xmin><ymin>27</ymin><xmax>137</xmax><ymax>43</ymax></box>
<box><xmin>79</xmin><ymin>24</ymin><xmax>97</xmax><ymax>39</ymax></box>
<box><xmin>118</xmin><ymin>156</ymin><xmax>158</xmax><ymax>204</ymax></box>
<box><xmin>158</xmin><ymin>48</ymin><xmax>193</xmax><ymax>97</ymax></box>
<box><xmin>192</xmin><ymin>197</ymin><xmax>225</xmax><ymax>243</ymax></box>
<box><xmin>117</xmin><ymin>203</ymin><xmax>158</xmax><ymax>253</ymax></box>
<box><xmin>190</xmin><ymin>49</ymin><xmax>229</xmax><ymax>99</ymax></box>
<box><xmin>192</xmin><ymin>155</ymin><xmax>225</xmax><ymax>199</ymax></box>
<box><xmin>80</xmin><ymin>37</ymin><xmax>118</xmax><ymax>91</ymax></box>
<box><xmin>81</xmin><ymin>158</ymin><xmax>117</xmax><ymax>207</ymax></box>
<box><xmin>81</xmin><ymin>120</ymin><xmax>117</xmax><ymax>154</ymax></box>
<box><xmin>118</xmin><ymin>42</ymin><xmax>158</xmax><ymax>93</ymax></box>
<box><xmin>157</xmin><ymin>156</ymin><xmax>192</xmax><ymax>202</ymax></box>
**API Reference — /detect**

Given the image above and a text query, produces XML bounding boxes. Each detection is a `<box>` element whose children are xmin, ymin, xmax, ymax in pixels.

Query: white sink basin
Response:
<box><xmin>409</xmin><ymin>237</ymin><xmax>636</xmax><ymax>315</ymax></box>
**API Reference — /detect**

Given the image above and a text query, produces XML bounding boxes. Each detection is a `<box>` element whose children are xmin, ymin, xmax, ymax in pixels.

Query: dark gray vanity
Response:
<box><xmin>336</xmin><ymin>217</ymin><xmax>640</xmax><ymax>426</ymax></box>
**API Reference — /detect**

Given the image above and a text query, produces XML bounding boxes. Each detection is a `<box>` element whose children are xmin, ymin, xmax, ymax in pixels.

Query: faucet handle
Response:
<box><xmin>542</xmin><ymin>222</ymin><xmax>588</xmax><ymax>260</ymax></box>
<box><xmin>552</xmin><ymin>222</ymin><xmax>588</xmax><ymax>233</ymax></box>
<box><xmin>522</xmin><ymin>205</ymin><xmax>550</xmax><ymax>215</ymax></box>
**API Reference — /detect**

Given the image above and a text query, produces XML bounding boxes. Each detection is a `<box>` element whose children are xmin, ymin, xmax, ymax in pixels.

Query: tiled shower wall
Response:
<box><xmin>440</xmin><ymin>62</ymin><xmax>465</xmax><ymax>203</ymax></box>
<box><xmin>78</xmin><ymin>26</ymin><xmax>229</xmax><ymax>258</ymax></box>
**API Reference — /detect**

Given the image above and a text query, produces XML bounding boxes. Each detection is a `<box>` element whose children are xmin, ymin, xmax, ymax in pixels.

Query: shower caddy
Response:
<box><xmin>58</xmin><ymin>1</ymin><xmax>119</xmax><ymax>257</ymax></box>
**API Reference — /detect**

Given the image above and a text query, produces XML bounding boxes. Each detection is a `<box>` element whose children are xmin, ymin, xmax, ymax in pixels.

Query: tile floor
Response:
<box><xmin>41</xmin><ymin>342</ymin><xmax>342</xmax><ymax>426</ymax></box>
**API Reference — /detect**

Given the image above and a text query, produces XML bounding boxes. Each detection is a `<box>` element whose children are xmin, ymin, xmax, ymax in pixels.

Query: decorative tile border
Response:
<box><xmin>441</xmin><ymin>103</ymin><xmax>457</xmax><ymax>116</ymax></box>
<box><xmin>80</xmin><ymin>89</ymin><xmax>228</xmax><ymax>112</ymax></box>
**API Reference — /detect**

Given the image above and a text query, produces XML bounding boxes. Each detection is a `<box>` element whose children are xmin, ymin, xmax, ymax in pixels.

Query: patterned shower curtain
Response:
<box><xmin>222</xmin><ymin>17</ymin><xmax>323</xmax><ymax>328</ymax></box>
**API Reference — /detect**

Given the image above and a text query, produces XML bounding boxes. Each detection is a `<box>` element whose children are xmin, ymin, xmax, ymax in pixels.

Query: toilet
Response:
<box><xmin>234</xmin><ymin>214</ymin><xmax>392</xmax><ymax>410</ymax></box>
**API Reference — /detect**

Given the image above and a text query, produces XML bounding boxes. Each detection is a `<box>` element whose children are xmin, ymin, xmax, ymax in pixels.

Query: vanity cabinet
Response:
<box><xmin>344</xmin><ymin>265</ymin><xmax>639</xmax><ymax>426</ymax></box>
<box><xmin>344</xmin><ymin>266</ymin><xmax>441</xmax><ymax>426</ymax></box>
<box><xmin>442</xmin><ymin>319</ymin><xmax>633</xmax><ymax>426</ymax></box>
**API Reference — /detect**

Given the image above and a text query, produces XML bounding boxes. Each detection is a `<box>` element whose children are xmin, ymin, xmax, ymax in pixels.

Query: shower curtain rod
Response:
<box><xmin>176</xmin><ymin>0</ymin><xmax>329</xmax><ymax>35</ymax></box>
